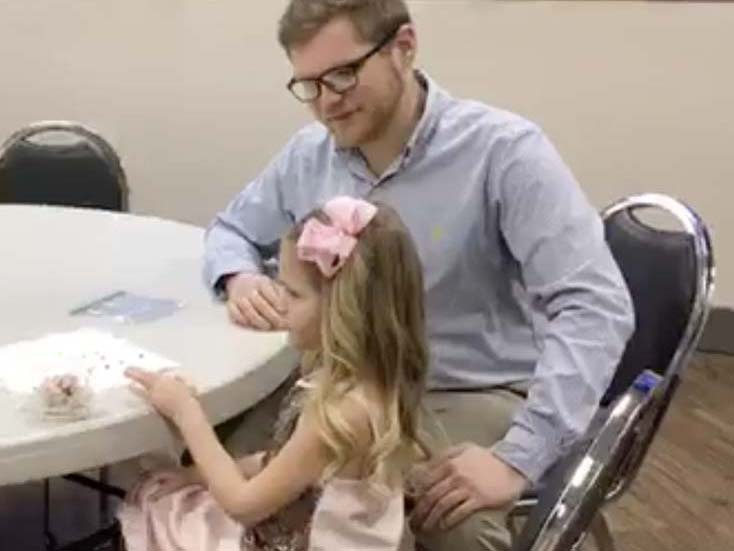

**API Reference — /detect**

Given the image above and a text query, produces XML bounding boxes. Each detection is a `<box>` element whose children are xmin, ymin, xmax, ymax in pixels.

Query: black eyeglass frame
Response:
<box><xmin>286</xmin><ymin>25</ymin><xmax>403</xmax><ymax>102</ymax></box>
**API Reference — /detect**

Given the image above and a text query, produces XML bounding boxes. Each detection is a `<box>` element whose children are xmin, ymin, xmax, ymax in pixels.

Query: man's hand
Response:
<box><xmin>411</xmin><ymin>443</ymin><xmax>528</xmax><ymax>532</ymax></box>
<box><xmin>224</xmin><ymin>273</ymin><xmax>287</xmax><ymax>330</ymax></box>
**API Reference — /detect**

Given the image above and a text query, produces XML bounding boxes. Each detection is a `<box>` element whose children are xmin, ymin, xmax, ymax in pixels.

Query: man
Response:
<box><xmin>203</xmin><ymin>1</ymin><xmax>634</xmax><ymax>549</ymax></box>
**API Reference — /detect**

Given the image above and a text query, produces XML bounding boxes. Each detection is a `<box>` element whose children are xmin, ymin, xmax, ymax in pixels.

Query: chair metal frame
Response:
<box><xmin>508</xmin><ymin>193</ymin><xmax>715</xmax><ymax>551</ymax></box>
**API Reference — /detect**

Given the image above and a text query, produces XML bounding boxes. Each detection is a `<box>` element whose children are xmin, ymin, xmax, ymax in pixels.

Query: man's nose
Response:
<box><xmin>318</xmin><ymin>86</ymin><xmax>344</xmax><ymax>114</ymax></box>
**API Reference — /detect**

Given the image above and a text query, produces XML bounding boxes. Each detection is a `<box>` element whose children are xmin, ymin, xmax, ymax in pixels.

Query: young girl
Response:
<box><xmin>119</xmin><ymin>196</ymin><xmax>429</xmax><ymax>551</ymax></box>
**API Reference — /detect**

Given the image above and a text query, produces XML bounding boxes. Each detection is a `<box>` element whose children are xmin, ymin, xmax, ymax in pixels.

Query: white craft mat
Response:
<box><xmin>0</xmin><ymin>328</ymin><xmax>178</xmax><ymax>394</ymax></box>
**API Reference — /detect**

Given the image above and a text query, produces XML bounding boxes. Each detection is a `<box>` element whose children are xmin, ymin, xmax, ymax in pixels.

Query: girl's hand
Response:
<box><xmin>125</xmin><ymin>367</ymin><xmax>199</xmax><ymax>424</ymax></box>
<box><xmin>127</xmin><ymin>466</ymin><xmax>202</xmax><ymax>505</ymax></box>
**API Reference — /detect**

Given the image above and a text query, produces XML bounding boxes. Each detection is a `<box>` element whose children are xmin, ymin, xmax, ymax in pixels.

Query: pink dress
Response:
<box><xmin>117</xmin><ymin>379</ymin><xmax>406</xmax><ymax>551</ymax></box>
<box><xmin>117</xmin><ymin>476</ymin><xmax>404</xmax><ymax>551</ymax></box>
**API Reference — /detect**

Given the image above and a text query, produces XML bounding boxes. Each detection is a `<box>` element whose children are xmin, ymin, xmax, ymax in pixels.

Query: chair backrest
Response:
<box><xmin>0</xmin><ymin>121</ymin><xmax>128</xmax><ymax>211</ymax></box>
<box><xmin>512</xmin><ymin>194</ymin><xmax>714</xmax><ymax>551</ymax></box>
<box><xmin>601</xmin><ymin>194</ymin><xmax>713</xmax><ymax>404</ymax></box>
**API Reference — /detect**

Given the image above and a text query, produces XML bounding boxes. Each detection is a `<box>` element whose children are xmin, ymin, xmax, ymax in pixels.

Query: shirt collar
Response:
<box><xmin>404</xmin><ymin>70</ymin><xmax>443</xmax><ymax>158</ymax></box>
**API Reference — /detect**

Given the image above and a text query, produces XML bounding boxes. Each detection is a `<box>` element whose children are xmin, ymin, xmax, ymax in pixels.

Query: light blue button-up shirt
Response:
<box><xmin>203</xmin><ymin>73</ymin><xmax>634</xmax><ymax>482</ymax></box>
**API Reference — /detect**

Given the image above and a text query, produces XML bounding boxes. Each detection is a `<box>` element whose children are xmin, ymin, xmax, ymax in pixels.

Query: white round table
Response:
<box><xmin>0</xmin><ymin>205</ymin><xmax>295</xmax><ymax>486</ymax></box>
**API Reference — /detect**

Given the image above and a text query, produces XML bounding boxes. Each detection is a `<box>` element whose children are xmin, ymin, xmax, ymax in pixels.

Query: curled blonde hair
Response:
<box><xmin>285</xmin><ymin>201</ymin><xmax>429</xmax><ymax>488</ymax></box>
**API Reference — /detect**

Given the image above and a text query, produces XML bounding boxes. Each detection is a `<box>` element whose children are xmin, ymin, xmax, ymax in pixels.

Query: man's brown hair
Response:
<box><xmin>278</xmin><ymin>0</ymin><xmax>411</xmax><ymax>51</ymax></box>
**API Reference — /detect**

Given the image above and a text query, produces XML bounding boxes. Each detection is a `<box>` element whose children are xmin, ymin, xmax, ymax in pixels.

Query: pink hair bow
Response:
<box><xmin>297</xmin><ymin>196</ymin><xmax>378</xmax><ymax>278</ymax></box>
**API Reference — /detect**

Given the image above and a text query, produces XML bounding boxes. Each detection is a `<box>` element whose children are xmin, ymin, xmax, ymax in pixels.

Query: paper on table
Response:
<box><xmin>0</xmin><ymin>328</ymin><xmax>179</xmax><ymax>394</ymax></box>
<box><xmin>69</xmin><ymin>291</ymin><xmax>184</xmax><ymax>324</ymax></box>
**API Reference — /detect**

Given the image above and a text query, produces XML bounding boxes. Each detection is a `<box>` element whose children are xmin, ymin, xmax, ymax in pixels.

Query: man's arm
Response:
<box><xmin>203</xmin><ymin>143</ymin><xmax>297</xmax><ymax>295</ymax></box>
<box><xmin>490</xmin><ymin>125</ymin><xmax>635</xmax><ymax>483</ymax></box>
<box><xmin>411</xmin><ymin>123</ymin><xmax>635</xmax><ymax>532</ymax></box>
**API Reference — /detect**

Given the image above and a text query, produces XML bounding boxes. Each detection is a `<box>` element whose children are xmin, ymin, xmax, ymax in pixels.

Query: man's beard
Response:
<box><xmin>331</xmin><ymin>73</ymin><xmax>405</xmax><ymax>149</ymax></box>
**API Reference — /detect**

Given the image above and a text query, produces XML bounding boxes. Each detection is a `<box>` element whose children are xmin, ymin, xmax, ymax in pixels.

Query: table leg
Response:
<box><xmin>43</xmin><ymin>479</ymin><xmax>59</xmax><ymax>551</ymax></box>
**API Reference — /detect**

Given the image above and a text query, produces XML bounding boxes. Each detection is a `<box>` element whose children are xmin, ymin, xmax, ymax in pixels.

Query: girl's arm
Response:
<box><xmin>184</xmin><ymin>451</ymin><xmax>265</xmax><ymax>483</ymax></box>
<box><xmin>125</xmin><ymin>368</ymin><xmax>369</xmax><ymax>525</ymax></box>
<box><xmin>236</xmin><ymin>451</ymin><xmax>266</xmax><ymax>479</ymax></box>
<box><xmin>177</xmin><ymin>402</ymin><xmax>329</xmax><ymax>524</ymax></box>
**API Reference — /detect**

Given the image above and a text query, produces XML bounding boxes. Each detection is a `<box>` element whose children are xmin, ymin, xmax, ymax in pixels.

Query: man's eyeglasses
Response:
<box><xmin>287</xmin><ymin>26</ymin><xmax>401</xmax><ymax>103</ymax></box>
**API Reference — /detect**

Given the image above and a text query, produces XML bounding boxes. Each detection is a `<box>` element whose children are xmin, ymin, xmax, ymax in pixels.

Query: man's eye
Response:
<box><xmin>324</xmin><ymin>67</ymin><xmax>355</xmax><ymax>85</ymax></box>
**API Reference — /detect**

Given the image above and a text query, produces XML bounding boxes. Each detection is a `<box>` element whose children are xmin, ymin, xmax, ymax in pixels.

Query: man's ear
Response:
<box><xmin>393</xmin><ymin>23</ymin><xmax>418</xmax><ymax>68</ymax></box>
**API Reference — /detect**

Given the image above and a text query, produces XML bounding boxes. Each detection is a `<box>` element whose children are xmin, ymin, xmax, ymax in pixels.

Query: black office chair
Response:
<box><xmin>0</xmin><ymin>120</ymin><xmax>128</xmax><ymax>211</ymax></box>
<box><xmin>0</xmin><ymin>121</ymin><xmax>128</xmax><ymax>550</ymax></box>
<box><xmin>508</xmin><ymin>193</ymin><xmax>715</xmax><ymax>551</ymax></box>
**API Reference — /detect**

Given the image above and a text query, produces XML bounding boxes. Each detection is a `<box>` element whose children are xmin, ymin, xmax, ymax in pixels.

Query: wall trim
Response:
<box><xmin>699</xmin><ymin>307</ymin><xmax>734</xmax><ymax>355</ymax></box>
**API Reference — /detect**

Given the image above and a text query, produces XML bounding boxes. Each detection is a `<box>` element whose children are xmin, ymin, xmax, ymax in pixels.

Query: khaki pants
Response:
<box><xmin>415</xmin><ymin>389</ymin><xmax>524</xmax><ymax>551</ymax></box>
<box><xmin>221</xmin><ymin>383</ymin><xmax>524</xmax><ymax>551</ymax></box>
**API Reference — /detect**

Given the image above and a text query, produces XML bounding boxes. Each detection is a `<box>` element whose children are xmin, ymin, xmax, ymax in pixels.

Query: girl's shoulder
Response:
<box><xmin>301</xmin><ymin>374</ymin><xmax>381</xmax><ymax>434</ymax></box>
<box><xmin>340</xmin><ymin>387</ymin><xmax>379</xmax><ymax>443</ymax></box>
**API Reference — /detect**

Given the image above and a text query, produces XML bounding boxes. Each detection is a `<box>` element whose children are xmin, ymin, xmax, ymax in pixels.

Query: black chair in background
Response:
<box><xmin>509</xmin><ymin>193</ymin><xmax>715</xmax><ymax>551</ymax></box>
<box><xmin>0</xmin><ymin>120</ymin><xmax>127</xmax><ymax>211</ymax></box>
<box><xmin>0</xmin><ymin>121</ymin><xmax>129</xmax><ymax>550</ymax></box>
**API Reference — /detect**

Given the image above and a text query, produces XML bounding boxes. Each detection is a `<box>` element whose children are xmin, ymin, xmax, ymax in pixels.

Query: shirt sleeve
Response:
<box><xmin>202</xmin><ymin>140</ymin><xmax>298</xmax><ymax>294</ymax></box>
<box><xmin>489</xmin><ymin>125</ymin><xmax>635</xmax><ymax>483</ymax></box>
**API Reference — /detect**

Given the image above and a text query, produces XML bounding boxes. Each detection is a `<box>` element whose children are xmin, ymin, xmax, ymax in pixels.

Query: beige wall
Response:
<box><xmin>1</xmin><ymin>1</ymin><xmax>733</xmax><ymax>305</ymax></box>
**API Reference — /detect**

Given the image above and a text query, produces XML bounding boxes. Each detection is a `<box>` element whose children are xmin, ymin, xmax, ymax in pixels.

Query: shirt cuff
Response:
<box><xmin>204</xmin><ymin>258</ymin><xmax>261</xmax><ymax>296</ymax></box>
<box><xmin>491</xmin><ymin>423</ymin><xmax>563</xmax><ymax>485</ymax></box>
<box><xmin>213</xmin><ymin>274</ymin><xmax>234</xmax><ymax>300</ymax></box>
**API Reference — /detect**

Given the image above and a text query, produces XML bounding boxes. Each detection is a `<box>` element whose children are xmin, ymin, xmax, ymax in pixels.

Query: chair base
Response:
<box><xmin>589</xmin><ymin>512</ymin><xmax>616</xmax><ymax>551</ymax></box>
<box><xmin>508</xmin><ymin>499</ymin><xmax>616</xmax><ymax>551</ymax></box>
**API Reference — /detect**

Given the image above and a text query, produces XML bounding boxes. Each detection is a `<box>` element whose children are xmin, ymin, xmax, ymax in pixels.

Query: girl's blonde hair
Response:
<box><xmin>284</xmin><ymin>201</ymin><xmax>429</xmax><ymax>488</ymax></box>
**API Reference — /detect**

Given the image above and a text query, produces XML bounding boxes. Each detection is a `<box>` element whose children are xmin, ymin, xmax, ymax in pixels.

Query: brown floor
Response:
<box><xmin>596</xmin><ymin>353</ymin><xmax>734</xmax><ymax>551</ymax></box>
<box><xmin>1</xmin><ymin>353</ymin><xmax>733</xmax><ymax>551</ymax></box>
